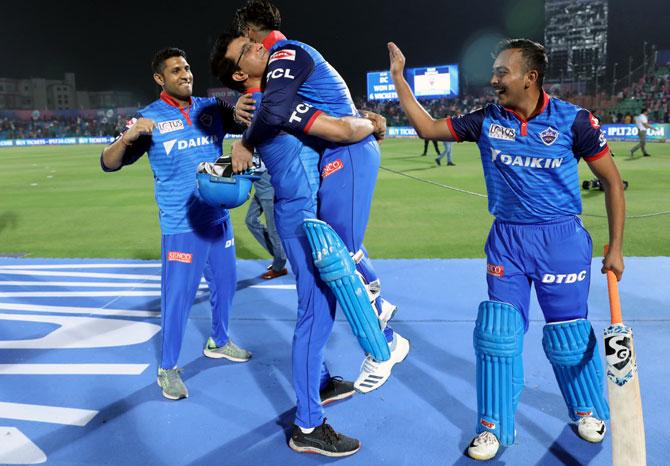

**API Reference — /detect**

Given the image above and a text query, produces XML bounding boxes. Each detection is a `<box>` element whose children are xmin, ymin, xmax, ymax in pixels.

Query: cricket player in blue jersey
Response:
<box><xmin>389</xmin><ymin>39</ymin><xmax>626</xmax><ymax>460</ymax></box>
<box><xmin>231</xmin><ymin>0</ymin><xmax>410</xmax><ymax>395</ymax></box>
<box><xmin>101</xmin><ymin>47</ymin><xmax>252</xmax><ymax>401</ymax></box>
<box><xmin>211</xmin><ymin>28</ymin><xmax>392</xmax><ymax>456</ymax></box>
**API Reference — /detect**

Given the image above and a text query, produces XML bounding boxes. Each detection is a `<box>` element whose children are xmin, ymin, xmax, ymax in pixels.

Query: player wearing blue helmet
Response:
<box><xmin>101</xmin><ymin>47</ymin><xmax>252</xmax><ymax>401</ymax></box>
<box><xmin>389</xmin><ymin>39</ymin><xmax>625</xmax><ymax>460</ymax></box>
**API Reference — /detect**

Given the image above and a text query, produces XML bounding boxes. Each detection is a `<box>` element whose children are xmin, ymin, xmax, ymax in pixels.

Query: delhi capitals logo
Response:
<box><xmin>199</xmin><ymin>113</ymin><xmax>213</xmax><ymax>128</ymax></box>
<box><xmin>539</xmin><ymin>126</ymin><xmax>559</xmax><ymax>146</ymax></box>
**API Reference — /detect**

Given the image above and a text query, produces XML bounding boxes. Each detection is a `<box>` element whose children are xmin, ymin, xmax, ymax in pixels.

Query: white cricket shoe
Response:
<box><xmin>467</xmin><ymin>431</ymin><xmax>500</xmax><ymax>461</ymax></box>
<box><xmin>378</xmin><ymin>298</ymin><xmax>398</xmax><ymax>328</ymax></box>
<box><xmin>577</xmin><ymin>416</ymin><xmax>606</xmax><ymax>443</ymax></box>
<box><xmin>354</xmin><ymin>333</ymin><xmax>410</xmax><ymax>393</ymax></box>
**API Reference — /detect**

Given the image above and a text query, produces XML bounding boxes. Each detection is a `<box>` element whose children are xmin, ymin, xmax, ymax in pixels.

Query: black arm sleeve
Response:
<box><xmin>216</xmin><ymin>97</ymin><xmax>246</xmax><ymax>135</ymax></box>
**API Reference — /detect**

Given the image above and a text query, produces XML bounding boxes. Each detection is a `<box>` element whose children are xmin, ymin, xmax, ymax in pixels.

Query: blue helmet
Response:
<box><xmin>196</xmin><ymin>156</ymin><xmax>261</xmax><ymax>209</ymax></box>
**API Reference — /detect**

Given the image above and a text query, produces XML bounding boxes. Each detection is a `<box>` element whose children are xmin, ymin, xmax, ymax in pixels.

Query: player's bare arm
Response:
<box><xmin>363</xmin><ymin>111</ymin><xmax>386</xmax><ymax>141</ymax></box>
<box><xmin>306</xmin><ymin>114</ymin><xmax>375</xmax><ymax>143</ymax></box>
<box><xmin>587</xmin><ymin>153</ymin><xmax>625</xmax><ymax>280</ymax></box>
<box><xmin>231</xmin><ymin>139</ymin><xmax>254</xmax><ymax>172</ymax></box>
<box><xmin>102</xmin><ymin>118</ymin><xmax>155</xmax><ymax>170</ymax></box>
<box><xmin>234</xmin><ymin>94</ymin><xmax>256</xmax><ymax>126</ymax></box>
<box><xmin>387</xmin><ymin>42</ymin><xmax>455</xmax><ymax>141</ymax></box>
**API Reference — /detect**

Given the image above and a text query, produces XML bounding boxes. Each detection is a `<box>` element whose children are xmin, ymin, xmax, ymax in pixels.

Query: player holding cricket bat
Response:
<box><xmin>389</xmin><ymin>38</ymin><xmax>626</xmax><ymax>460</ymax></box>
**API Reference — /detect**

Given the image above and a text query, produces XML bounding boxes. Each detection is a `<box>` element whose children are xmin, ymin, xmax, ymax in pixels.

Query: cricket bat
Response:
<box><xmin>603</xmin><ymin>245</ymin><xmax>646</xmax><ymax>466</ymax></box>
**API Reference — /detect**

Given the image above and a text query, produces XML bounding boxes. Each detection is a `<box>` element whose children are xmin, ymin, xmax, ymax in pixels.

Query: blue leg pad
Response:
<box><xmin>303</xmin><ymin>219</ymin><xmax>390</xmax><ymax>361</ymax></box>
<box><xmin>542</xmin><ymin>319</ymin><xmax>610</xmax><ymax>421</ymax></box>
<box><xmin>473</xmin><ymin>301</ymin><xmax>524</xmax><ymax>446</ymax></box>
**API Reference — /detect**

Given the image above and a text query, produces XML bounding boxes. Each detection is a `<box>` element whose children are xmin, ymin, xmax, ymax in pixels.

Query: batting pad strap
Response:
<box><xmin>303</xmin><ymin>219</ymin><xmax>390</xmax><ymax>361</ymax></box>
<box><xmin>542</xmin><ymin>319</ymin><xmax>610</xmax><ymax>422</ymax></box>
<box><xmin>473</xmin><ymin>301</ymin><xmax>524</xmax><ymax>446</ymax></box>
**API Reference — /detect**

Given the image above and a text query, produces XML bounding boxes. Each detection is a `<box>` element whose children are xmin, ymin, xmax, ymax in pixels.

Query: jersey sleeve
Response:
<box><xmin>216</xmin><ymin>97</ymin><xmax>246</xmax><ymax>134</ymax></box>
<box><xmin>281</xmin><ymin>99</ymin><xmax>324</xmax><ymax>134</ymax></box>
<box><xmin>243</xmin><ymin>45</ymin><xmax>315</xmax><ymax>147</ymax></box>
<box><xmin>571</xmin><ymin>110</ymin><xmax>609</xmax><ymax>161</ymax></box>
<box><xmin>444</xmin><ymin>107</ymin><xmax>486</xmax><ymax>142</ymax></box>
<box><xmin>100</xmin><ymin>113</ymin><xmax>151</xmax><ymax>172</ymax></box>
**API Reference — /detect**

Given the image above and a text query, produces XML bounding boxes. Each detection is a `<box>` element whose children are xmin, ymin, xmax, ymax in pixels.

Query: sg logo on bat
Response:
<box><xmin>604</xmin><ymin>324</ymin><xmax>636</xmax><ymax>386</ymax></box>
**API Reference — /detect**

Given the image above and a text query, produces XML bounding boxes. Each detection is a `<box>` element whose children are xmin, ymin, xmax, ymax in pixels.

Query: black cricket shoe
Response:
<box><xmin>320</xmin><ymin>377</ymin><xmax>355</xmax><ymax>406</ymax></box>
<box><xmin>288</xmin><ymin>419</ymin><xmax>361</xmax><ymax>457</ymax></box>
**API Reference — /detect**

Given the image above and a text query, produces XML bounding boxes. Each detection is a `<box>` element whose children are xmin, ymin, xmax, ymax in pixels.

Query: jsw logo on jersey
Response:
<box><xmin>491</xmin><ymin>149</ymin><xmax>564</xmax><ymax>169</ymax></box>
<box><xmin>541</xmin><ymin>270</ymin><xmax>587</xmax><ymax>284</ymax></box>
<box><xmin>162</xmin><ymin>135</ymin><xmax>218</xmax><ymax>156</ymax></box>
<box><xmin>267</xmin><ymin>68</ymin><xmax>296</xmax><ymax>80</ymax></box>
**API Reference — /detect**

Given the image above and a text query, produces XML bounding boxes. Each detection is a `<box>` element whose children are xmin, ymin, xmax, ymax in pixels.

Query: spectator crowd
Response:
<box><xmin>2</xmin><ymin>68</ymin><xmax>669</xmax><ymax>141</ymax></box>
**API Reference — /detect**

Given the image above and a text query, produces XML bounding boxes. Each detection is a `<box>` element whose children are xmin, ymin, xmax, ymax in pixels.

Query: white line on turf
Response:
<box><xmin>0</xmin><ymin>363</ymin><xmax>149</xmax><ymax>375</ymax></box>
<box><xmin>0</xmin><ymin>402</ymin><xmax>97</xmax><ymax>426</ymax></box>
<box><xmin>0</xmin><ymin>302</ymin><xmax>160</xmax><ymax>317</ymax></box>
<box><xmin>0</xmin><ymin>427</ymin><xmax>47</xmax><ymax>464</ymax></box>
<box><xmin>0</xmin><ymin>270</ymin><xmax>161</xmax><ymax>280</ymax></box>
<box><xmin>0</xmin><ymin>263</ymin><xmax>160</xmax><ymax>270</ymax></box>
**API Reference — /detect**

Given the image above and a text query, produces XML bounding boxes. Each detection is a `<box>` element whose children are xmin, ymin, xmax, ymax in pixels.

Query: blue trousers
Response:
<box><xmin>281</xmin><ymin>234</ymin><xmax>336</xmax><ymax>428</ymax></box>
<box><xmin>159</xmin><ymin>218</ymin><xmax>236</xmax><ymax>369</ymax></box>
<box><xmin>485</xmin><ymin>216</ymin><xmax>593</xmax><ymax>330</ymax></box>
<box><xmin>245</xmin><ymin>194</ymin><xmax>287</xmax><ymax>272</ymax></box>
<box><xmin>318</xmin><ymin>136</ymin><xmax>395</xmax><ymax>342</ymax></box>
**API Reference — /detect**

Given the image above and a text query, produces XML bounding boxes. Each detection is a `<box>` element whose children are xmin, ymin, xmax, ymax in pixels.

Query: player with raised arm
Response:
<box><xmin>101</xmin><ymin>47</ymin><xmax>251</xmax><ymax>401</ymax></box>
<box><xmin>388</xmin><ymin>39</ymin><xmax>625</xmax><ymax>460</ymax></box>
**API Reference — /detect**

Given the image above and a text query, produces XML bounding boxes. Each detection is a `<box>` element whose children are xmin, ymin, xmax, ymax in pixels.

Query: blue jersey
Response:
<box><xmin>448</xmin><ymin>92</ymin><xmax>609</xmax><ymax>223</ymax></box>
<box><xmin>247</xmin><ymin>90</ymin><xmax>320</xmax><ymax>238</ymax></box>
<box><xmin>243</xmin><ymin>31</ymin><xmax>358</xmax><ymax>148</ymax></box>
<box><xmin>101</xmin><ymin>93</ymin><xmax>242</xmax><ymax>234</ymax></box>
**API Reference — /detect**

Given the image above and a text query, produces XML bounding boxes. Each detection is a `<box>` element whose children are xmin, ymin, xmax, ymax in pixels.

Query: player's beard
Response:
<box><xmin>168</xmin><ymin>82</ymin><xmax>193</xmax><ymax>102</ymax></box>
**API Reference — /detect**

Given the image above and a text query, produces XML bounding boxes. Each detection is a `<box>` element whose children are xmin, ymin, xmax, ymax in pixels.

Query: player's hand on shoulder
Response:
<box><xmin>363</xmin><ymin>111</ymin><xmax>386</xmax><ymax>141</ymax></box>
<box><xmin>124</xmin><ymin>118</ymin><xmax>155</xmax><ymax>142</ymax></box>
<box><xmin>602</xmin><ymin>248</ymin><xmax>624</xmax><ymax>281</ymax></box>
<box><xmin>231</xmin><ymin>140</ymin><xmax>254</xmax><ymax>173</ymax></box>
<box><xmin>387</xmin><ymin>42</ymin><xmax>406</xmax><ymax>78</ymax></box>
<box><xmin>235</xmin><ymin>94</ymin><xmax>256</xmax><ymax>126</ymax></box>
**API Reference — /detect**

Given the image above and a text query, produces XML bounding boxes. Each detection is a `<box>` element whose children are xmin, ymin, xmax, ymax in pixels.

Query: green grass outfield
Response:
<box><xmin>0</xmin><ymin>140</ymin><xmax>668</xmax><ymax>259</ymax></box>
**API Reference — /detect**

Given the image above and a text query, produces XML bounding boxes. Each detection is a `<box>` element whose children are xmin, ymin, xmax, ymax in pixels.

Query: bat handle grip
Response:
<box><xmin>605</xmin><ymin>245</ymin><xmax>623</xmax><ymax>325</ymax></box>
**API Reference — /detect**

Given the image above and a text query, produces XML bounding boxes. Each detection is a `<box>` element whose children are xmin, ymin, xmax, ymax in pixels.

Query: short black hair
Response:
<box><xmin>210</xmin><ymin>33</ymin><xmax>246</xmax><ymax>93</ymax></box>
<box><xmin>233</xmin><ymin>0</ymin><xmax>281</xmax><ymax>34</ymax></box>
<box><xmin>641</xmin><ymin>108</ymin><xmax>648</xmax><ymax>113</ymax></box>
<box><xmin>495</xmin><ymin>38</ymin><xmax>548</xmax><ymax>87</ymax></box>
<box><xmin>151</xmin><ymin>47</ymin><xmax>187</xmax><ymax>74</ymax></box>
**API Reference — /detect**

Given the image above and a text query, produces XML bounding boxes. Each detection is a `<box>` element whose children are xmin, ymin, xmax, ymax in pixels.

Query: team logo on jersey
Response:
<box><xmin>539</xmin><ymin>126</ymin><xmax>560</xmax><ymax>146</ymax></box>
<box><xmin>488</xmin><ymin>123</ymin><xmax>516</xmax><ymax>141</ymax></box>
<box><xmin>487</xmin><ymin>263</ymin><xmax>504</xmax><ymax>278</ymax></box>
<box><xmin>541</xmin><ymin>270</ymin><xmax>587</xmax><ymax>284</ymax></box>
<box><xmin>480</xmin><ymin>419</ymin><xmax>495</xmax><ymax>430</ymax></box>
<box><xmin>199</xmin><ymin>113</ymin><xmax>213</xmax><ymax>128</ymax></box>
<box><xmin>167</xmin><ymin>251</ymin><xmax>192</xmax><ymax>263</ymax></box>
<box><xmin>266</xmin><ymin>68</ymin><xmax>296</xmax><ymax>80</ymax></box>
<box><xmin>589</xmin><ymin>113</ymin><xmax>600</xmax><ymax>129</ymax></box>
<box><xmin>321</xmin><ymin>159</ymin><xmax>344</xmax><ymax>178</ymax></box>
<box><xmin>491</xmin><ymin>149</ymin><xmax>564</xmax><ymax>169</ymax></box>
<box><xmin>157</xmin><ymin>119</ymin><xmax>185</xmax><ymax>134</ymax></box>
<box><xmin>163</xmin><ymin>139</ymin><xmax>178</xmax><ymax>155</ymax></box>
<box><xmin>598</xmin><ymin>130</ymin><xmax>607</xmax><ymax>148</ymax></box>
<box><xmin>268</xmin><ymin>49</ymin><xmax>296</xmax><ymax>64</ymax></box>
<box><xmin>162</xmin><ymin>135</ymin><xmax>218</xmax><ymax>156</ymax></box>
